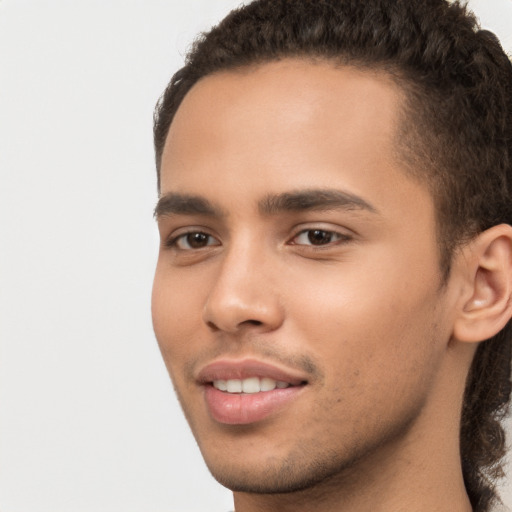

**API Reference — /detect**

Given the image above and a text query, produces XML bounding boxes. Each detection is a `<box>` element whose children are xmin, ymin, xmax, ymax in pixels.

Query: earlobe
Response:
<box><xmin>453</xmin><ymin>224</ymin><xmax>512</xmax><ymax>344</ymax></box>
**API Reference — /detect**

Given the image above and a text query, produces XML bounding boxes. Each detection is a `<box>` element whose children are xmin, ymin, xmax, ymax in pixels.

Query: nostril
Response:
<box><xmin>244</xmin><ymin>319</ymin><xmax>263</xmax><ymax>326</ymax></box>
<box><xmin>206</xmin><ymin>320</ymin><xmax>263</xmax><ymax>332</ymax></box>
<box><xmin>206</xmin><ymin>320</ymin><xmax>220</xmax><ymax>331</ymax></box>
<box><xmin>205</xmin><ymin>318</ymin><xmax>262</xmax><ymax>332</ymax></box>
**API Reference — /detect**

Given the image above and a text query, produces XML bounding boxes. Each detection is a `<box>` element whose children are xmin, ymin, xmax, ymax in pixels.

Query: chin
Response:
<box><xmin>198</xmin><ymin>401</ymin><xmax>421</xmax><ymax>496</ymax></box>
<box><xmin>207</xmin><ymin>458</ymin><xmax>340</xmax><ymax>494</ymax></box>
<box><xmin>201</xmin><ymin>440</ymin><xmax>367</xmax><ymax>495</ymax></box>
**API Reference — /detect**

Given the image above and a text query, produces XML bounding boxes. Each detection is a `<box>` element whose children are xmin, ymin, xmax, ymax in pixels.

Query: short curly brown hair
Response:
<box><xmin>153</xmin><ymin>1</ymin><xmax>512</xmax><ymax>510</ymax></box>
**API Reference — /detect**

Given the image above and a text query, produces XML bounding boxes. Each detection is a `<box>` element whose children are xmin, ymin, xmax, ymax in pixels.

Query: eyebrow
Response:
<box><xmin>154</xmin><ymin>193</ymin><xmax>225</xmax><ymax>219</ymax></box>
<box><xmin>154</xmin><ymin>188</ymin><xmax>378</xmax><ymax>219</ymax></box>
<box><xmin>259</xmin><ymin>189</ymin><xmax>378</xmax><ymax>215</ymax></box>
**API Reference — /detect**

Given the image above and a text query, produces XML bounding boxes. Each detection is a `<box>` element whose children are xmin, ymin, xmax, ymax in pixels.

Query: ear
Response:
<box><xmin>453</xmin><ymin>224</ymin><xmax>512</xmax><ymax>343</ymax></box>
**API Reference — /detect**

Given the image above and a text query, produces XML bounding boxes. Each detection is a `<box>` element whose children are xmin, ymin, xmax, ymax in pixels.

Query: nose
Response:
<box><xmin>202</xmin><ymin>242</ymin><xmax>284</xmax><ymax>334</ymax></box>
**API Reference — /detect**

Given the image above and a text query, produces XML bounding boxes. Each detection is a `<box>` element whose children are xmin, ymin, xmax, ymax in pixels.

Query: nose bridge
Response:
<box><xmin>202</xmin><ymin>231</ymin><xmax>283</xmax><ymax>333</ymax></box>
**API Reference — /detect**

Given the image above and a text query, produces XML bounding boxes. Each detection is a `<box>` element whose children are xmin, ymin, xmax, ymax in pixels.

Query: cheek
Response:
<box><xmin>286</xmin><ymin>249</ymin><xmax>444</xmax><ymax>389</ymax></box>
<box><xmin>286</xmin><ymin>274</ymin><xmax>445</xmax><ymax>448</ymax></box>
<box><xmin>151</xmin><ymin>262</ymin><xmax>204</xmax><ymax>367</ymax></box>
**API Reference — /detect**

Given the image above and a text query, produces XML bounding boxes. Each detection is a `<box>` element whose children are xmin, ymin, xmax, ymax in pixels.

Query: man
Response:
<box><xmin>151</xmin><ymin>1</ymin><xmax>512</xmax><ymax>511</ymax></box>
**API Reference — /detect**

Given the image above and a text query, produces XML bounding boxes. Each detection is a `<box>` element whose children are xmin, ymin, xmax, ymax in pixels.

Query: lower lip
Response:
<box><xmin>204</xmin><ymin>385</ymin><xmax>304</xmax><ymax>425</ymax></box>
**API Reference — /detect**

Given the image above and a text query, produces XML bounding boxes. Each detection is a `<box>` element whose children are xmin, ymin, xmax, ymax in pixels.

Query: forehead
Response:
<box><xmin>158</xmin><ymin>59</ymin><xmax>431</xmax><ymax>227</ymax></box>
<box><xmin>162</xmin><ymin>60</ymin><xmax>404</xmax><ymax>184</ymax></box>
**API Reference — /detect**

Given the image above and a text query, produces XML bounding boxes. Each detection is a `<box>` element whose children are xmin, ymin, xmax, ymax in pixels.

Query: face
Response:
<box><xmin>152</xmin><ymin>60</ymin><xmax>457</xmax><ymax>493</ymax></box>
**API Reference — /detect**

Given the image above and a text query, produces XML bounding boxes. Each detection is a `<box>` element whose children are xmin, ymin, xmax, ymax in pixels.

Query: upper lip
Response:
<box><xmin>197</xmin><ymin>358</ymin><xmax>309</xmax><ymax>386</ymax></box>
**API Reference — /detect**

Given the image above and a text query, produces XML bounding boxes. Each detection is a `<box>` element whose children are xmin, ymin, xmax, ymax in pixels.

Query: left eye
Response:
<box><xmin>292</xmin><ymin>229</ymin><xmax>347</xmax><ymax>246</ymax></box>
<box><xmin>173</xmin><ymin>232</ymin><xmax>219</xmax><ymax>250</ymax></box>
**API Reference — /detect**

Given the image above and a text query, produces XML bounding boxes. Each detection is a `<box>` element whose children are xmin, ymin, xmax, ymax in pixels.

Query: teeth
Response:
<box><xmin>242</xmin><ymin>377</ymin><xmax>260</xmax><ymax>394</ymax></box>
<box><xmin>215</xmin><ymin>380</ymin><xmax>227</xmax><ymax>391</ymax></box>
<box><xmin>261</xmin><ymin>377</ymin><xmax>277</xmax><ymax>392</ymax></box>
<box><xmin>226</xmin><ymin>379</ymin><xmax>242</xmax><ymax>393</ymax></box>
<box><xmin>213</xmin><ymin>377</ymin><xmax>291</xmax><ymax>394</ymax></box>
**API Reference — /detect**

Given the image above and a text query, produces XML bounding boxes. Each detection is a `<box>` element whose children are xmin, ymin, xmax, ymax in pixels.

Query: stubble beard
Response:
<box><xmin>198</xmin><ymin>400</ymin><xmax>423</xmax><ymax>497</ymax></box>
<box><xmin>169</xmin><ymin>329</ymin><xmax>440</xmax><ymax>499</ymax></box>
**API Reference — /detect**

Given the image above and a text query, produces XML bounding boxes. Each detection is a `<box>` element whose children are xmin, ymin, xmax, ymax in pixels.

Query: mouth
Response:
<box><xmin>198</xmin><ymin>359</ymin><xmax>309</xmax><ymax>425</ymax></box>
<box><xmin>212</xmin><ymin>376</ymin><xmax>297</xmax><ymax>394</ymax></box>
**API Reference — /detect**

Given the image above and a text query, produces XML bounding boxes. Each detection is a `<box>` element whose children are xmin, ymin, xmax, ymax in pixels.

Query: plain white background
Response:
<box><xmin>0</xmin><ymin>1</ymin><xmax>511</xmax><ymax>511</ymax></box>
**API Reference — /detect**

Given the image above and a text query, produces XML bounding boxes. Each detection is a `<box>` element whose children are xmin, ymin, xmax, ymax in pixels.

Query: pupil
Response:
<box><xmin>308</xmin><ymin>230</ymin><xmax>332</xmax><ymax>245</ymax></box>
<box><xmin>187</xmin><ymin>233</ymin><xmax>208</xmax><ymax>248</ymax></box>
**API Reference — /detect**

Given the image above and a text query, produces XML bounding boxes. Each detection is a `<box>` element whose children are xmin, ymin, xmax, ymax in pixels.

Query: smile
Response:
<box><xmin>198</xmin><ymin>359</ymin><xmax>308</xmax><ymax>425</ymax></box>
<box><xmin>212</xmin><ymin>377</ymin><xmax>292</xmax><ymax>393</ymax></box>
<box><xmin>204</xmin><ymin>383</ymin><xmax>304</xmax><ymax>425</ymax></box>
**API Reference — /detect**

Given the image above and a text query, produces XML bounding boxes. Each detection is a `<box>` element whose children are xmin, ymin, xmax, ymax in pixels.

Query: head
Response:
<box><xmin>152</xmin><ymin>1</ymin><xmax>512</xmax><ymax>511</ymax></box>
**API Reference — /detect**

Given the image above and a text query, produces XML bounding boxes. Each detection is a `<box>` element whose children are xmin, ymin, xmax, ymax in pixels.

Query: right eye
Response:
<box><xmin>291</xmin><ymin>228</ymin><xmax>349</xmax><ymax>247</ymax></box>
<box><xmin>170</xmin><ymin>231</ymin><xmax>220</xmax><ymax>250</ymax></box>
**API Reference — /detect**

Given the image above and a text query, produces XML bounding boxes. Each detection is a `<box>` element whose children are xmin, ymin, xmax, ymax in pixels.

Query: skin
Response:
<box><xmin>152</xmin><ymin>60</ymin><xmax>481</xmax><ymax>511</ymax></box>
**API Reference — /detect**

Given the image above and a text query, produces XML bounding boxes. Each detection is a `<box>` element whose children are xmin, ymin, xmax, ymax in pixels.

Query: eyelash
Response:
<box><xmin>167</xmin><ymin>231</ymin><xmax>219</xmax><ymax>250</ymax></box>
<box><xmin>291</xmin><ymin>228</ymin><xmax>351</xmax><ymax>247</ymax></box>
<box><xmin>166</xmin><ymin>228</ymin><xmax>351</xmax><ymax>251</ymax></box>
